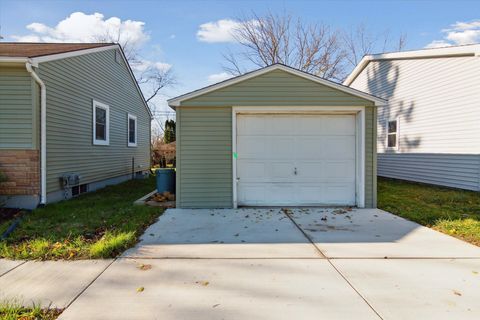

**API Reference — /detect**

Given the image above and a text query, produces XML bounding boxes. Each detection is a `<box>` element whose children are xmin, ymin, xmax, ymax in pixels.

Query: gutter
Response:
<box><xmin>25</xmin><ymin>61</ymin><xmax>47</xmax><ymax>206</ymax></box>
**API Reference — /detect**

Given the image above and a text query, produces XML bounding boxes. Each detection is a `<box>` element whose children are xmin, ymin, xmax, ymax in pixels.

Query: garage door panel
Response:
<box><xmin>296</xmin><ymin>161</ymin><xmax>324</xmax><ymax>179</ymax></box>
<box><xmin>237</xmin><ymin>114</ymin><xmax>356</xmax><ymax>206</ymax></box>
<box><xmin>323</xmin><ymin>184</ymin><xmax>356</xmax><ymax>205</ymax></box>
<box><xmin>270</xmin><ymin>162</ymin><xmax>295</xmax><ymax>180</ymax></box>
<box><xmin>294</xmin><ymin>137</ymin><xmax>325</xmax><ymax>158</ymax></box>
<box><xmin>325</xmin><ymin>160</ymin><xmax>356</xmax><ymax>179</ymax></box>
<box><xmin>322</xmin><ymin>137</ymin><xmax>356</xmax><ymax>159</ymax></box>
<box><xmin>238</xmin><ymin>184</ymin><xmax>266</xmax><ymax>204</ymax></box>
<box><xmin>322</xmin><ymin>115</ymin><xmax>356</xmax><ymax>135</ymax></box>
<box><xmin>237</xmin><ymin>161</ymin><xmax>266</xmax><ymax>180</ymax></box>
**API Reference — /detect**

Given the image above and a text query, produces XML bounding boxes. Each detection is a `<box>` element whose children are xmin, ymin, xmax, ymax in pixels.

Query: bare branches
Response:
<box><xmin>223</xmin><ymin>12</ymin><xmax>407</xmax><ymax>82</ymax></box>
<box><xmin>343</xmin><ymin>24</ymin><xmax>408</xmax><ymax>69</ymax></box>
<box><xmin>224</xmin><ymin>12</ymin><xmax>346</xmax><ymax>80</ymax></box>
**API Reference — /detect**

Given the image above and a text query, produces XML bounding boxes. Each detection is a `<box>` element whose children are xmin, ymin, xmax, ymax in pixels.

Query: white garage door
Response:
<box><xmin>236</xmin><ymin>114</ymin><xmax>356</xmax><ymax>206</ymax></box>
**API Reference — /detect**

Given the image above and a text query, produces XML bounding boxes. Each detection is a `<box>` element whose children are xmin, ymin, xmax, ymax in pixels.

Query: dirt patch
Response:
<box><xmin>0</xmin><ymin>208</ymin><xmax>23</xmax><ymax>224</ymax></box>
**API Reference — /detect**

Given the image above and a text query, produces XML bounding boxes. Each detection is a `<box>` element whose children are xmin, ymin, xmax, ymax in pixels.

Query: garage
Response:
<box><xmin>168</xmin><ymin>64</ymin><xmax>385</xmax><ymax>209</ymax></box>
<box><xmin>236</xmin><ymin>114</ymin><xmax>356</xmax><ymax>206</ymax></box>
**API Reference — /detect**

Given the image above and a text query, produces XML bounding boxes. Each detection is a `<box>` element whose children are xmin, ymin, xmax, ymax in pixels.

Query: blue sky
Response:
<box><xmin>1</xmin><ymin>0</ymin><xmax>479</xmax><ymax>118</ymax></box>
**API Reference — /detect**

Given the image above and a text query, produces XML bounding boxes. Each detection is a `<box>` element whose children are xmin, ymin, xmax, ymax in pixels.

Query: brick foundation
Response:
<box><xmin>0</xmin><ymin>150</ymin><xmax>40</xmax><ymax>195</ymax></box>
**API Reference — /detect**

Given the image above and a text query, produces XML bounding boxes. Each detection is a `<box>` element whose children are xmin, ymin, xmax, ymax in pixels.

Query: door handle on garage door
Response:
<box><xmin>294</xmin><ymin>167</ymin><xmax>297</xmax><ymax>175</ymax></box>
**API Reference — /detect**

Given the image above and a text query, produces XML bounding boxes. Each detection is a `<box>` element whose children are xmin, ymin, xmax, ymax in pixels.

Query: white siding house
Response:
<box><xmin>345</xmin><ymin>44</ymin><xmax>480</xmax><ymax>191</ymax></box>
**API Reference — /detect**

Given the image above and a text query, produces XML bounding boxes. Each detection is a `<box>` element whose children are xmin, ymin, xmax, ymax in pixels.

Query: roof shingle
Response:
<box><xmin>0</xmin><ymin>42</ymin><xmax>115</xmax><ymax>58</ymax></box>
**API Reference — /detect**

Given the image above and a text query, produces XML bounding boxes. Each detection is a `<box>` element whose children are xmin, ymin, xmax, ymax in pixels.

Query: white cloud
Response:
<box><xmin>197</xmin><ymin>19</ymin><xmax>242</xmax><ymax>43</ymax></box>
<box><xmin>12</xmin><ymin>11</ymin><xmax>149</xmax><ymax>47</ymax></box>
<box><xmin>426</xmin><ymin>19</ymin><xmax>480</xmax><ymax>48</ymax></box>
<box><xmin>424</xmin><ymin>40</ymin><xmax>452</xmax><ymax>49</ymax></box>
<box><xmin>169</xmin><ymin>34</ymin><xmax>176</xmax><ymax>39</ymax></box>
<box><xmin>131</xmin><ymin>59</ymin><xmax>171</xmax><ymax>73</ymax></box>
<box><xmin>207</xmin><ymin>72</ymin><xmax>233</xmax><ymax>84</ymax></box>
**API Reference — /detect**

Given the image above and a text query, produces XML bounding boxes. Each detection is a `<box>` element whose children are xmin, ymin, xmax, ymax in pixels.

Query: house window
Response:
<box><xmin>93</xmin><ymin>100</ymin><xmax>109</xmax><ymax>145</ymax></box>
<box><xmin>128</xmin><ymin>113</ymin><xmax>137</xmax><ymax>147</ymax></box>
<box><xmin>387</xmin><ymin>118</ymin><xmax>399</xmax><ymax>149</ymax></box>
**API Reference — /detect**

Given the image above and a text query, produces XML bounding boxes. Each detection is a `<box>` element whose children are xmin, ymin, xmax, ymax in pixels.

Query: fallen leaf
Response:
<box><xmin>137</xmin><ymin>264</ymin><xmax>152</xmax><ymax>271</ymax></box>
<box><xmin>196</xmin><ymin>280</ymin><xmax>210</xmax><ymax>286</ymax></box>
<box><xmin>472</xmin><ymin>271</ymin><xmax>478</xmax><ymax>275</ymax></box>
<box><xmin>137</xmin><ymin>287</ymin><xmax>145</xmax><ymax>292</ymax></box>
<box><xmin>453</xmin><ymin>290</ymin><xmax>462</xmax><ymax>296</ymax></box>
<box><xmin>212</xmin><ymin>304</ymin><xmax>220</xmax><ymax>308</ymax></box>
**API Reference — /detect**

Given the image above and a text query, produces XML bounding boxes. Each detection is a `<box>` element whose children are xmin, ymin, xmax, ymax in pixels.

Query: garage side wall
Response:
<box><xmin>365</xmin><ymin>106</ymin><xmax>377</xmax><ymax>208</ymax></box>
<box><xmin>176</xmin><ymin>107</ymin><xmax>233</xmax><ymax>208</ymax></box>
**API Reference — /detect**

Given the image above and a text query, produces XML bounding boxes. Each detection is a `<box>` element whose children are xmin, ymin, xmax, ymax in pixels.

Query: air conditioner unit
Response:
<box><xmin>61</xmin><ymin>173</ymin><xmax>81</xmax><ymax>188</ymax></box>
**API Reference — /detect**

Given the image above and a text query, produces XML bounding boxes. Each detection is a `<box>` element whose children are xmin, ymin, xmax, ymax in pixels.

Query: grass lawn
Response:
<box><xmin>0</xmin><ymin>176</ymin><xmax>162</xmax><ymax>260</ymax></box>
<box><xmin>378</xmin><ymin>177</ymin><xmax>480</xmax><ymax>246</ymax></box>
<box><xmin>0</xmin><ymin>301</ymin><xmax>62</xmax><ymax>320</ymax></box>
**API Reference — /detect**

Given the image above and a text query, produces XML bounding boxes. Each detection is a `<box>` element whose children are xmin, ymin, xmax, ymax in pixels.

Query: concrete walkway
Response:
<box><xmin>1</xmin><ymin>208</ymin><xmax>479</xmax><ymax>319</ymax></box>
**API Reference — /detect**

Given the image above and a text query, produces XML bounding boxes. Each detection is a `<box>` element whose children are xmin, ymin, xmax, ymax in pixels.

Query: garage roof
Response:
<box><xmin>168</xmin><ymin>64</ymin><xmax>386</xmax><ymax>108</ymax></box>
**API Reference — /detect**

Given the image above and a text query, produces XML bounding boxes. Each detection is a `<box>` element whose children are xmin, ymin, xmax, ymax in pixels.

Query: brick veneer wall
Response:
<box><xmin>0</xmin><ymin>150</ymin><xmax>40</xmax><ymax>195</ymax></box>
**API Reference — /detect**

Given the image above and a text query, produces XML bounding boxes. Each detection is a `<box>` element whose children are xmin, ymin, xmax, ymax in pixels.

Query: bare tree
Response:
<box><xmin>223</xmin><ymin>12</ymin><xmax>347</xmax><ymax>81</ymax></box>
<box><xmin>343</xmin><ymin>24</ymin><xmax>407</xmax><ymax>68</ymax></box>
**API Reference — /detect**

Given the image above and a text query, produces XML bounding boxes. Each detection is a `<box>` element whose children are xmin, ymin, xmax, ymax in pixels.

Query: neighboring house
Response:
<box><xmin>345</xmin><ymin>44</ymin><xmax>480</xmax><ymax>191</ymax></box>
<box><xmin>168</xmin><ymin>64</ymin><xmax>385</xmax><ymax>209</ymax></box>
<box><xmin>0</xmin><ymin>43</ymin><xmax>152</xmax><ymax>209</ymax></box>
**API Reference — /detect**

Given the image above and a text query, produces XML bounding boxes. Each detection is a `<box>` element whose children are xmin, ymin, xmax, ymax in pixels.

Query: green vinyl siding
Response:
<box><xmin>181</xmin><ymin>69</ymin><xmax>374</xmax><ymax>107</ymax></box>
<box><xmin>38</xmin><ymin>49</ymin><xmax>150</xmax><ymax>194</ymax></box>
<box><xmin>365</xmin><ymin>106</ymin><xmax>376</xmax><ymax>208</ymax></box>
<box><xmin>176</xmin><ymin>69</ymin><xmax>377</xmax><ymax>208</ymax></box>
<box><xmin>0</xmin><ymin>66</ymin><xmax>36</xmax><ymax>149</ymax></box>
<box><xmin>176</xmin><ymin>107</ymin><xmax>232</xmax><ymax>208</ymax></box>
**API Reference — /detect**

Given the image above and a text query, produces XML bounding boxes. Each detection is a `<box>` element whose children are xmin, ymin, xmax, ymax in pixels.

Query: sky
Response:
<box><xmin>1</xmin><ymin>0</ymin><xmax>479</xmax><ymax>123</ymax></box>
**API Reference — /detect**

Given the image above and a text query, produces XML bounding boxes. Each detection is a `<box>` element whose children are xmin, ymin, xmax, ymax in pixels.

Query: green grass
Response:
<box><xmin>0</xmin><ymin>176</ymin><xmax>163</xmax><ymax>260</ymax></box>
<box><xmin>378</xmin><ymin>177</ymin><xmax>480</xmax><ymax>246</ymax></box>
<box><xmin>0</xmin><ymin>301</ymin><xmax>62</xmax><ymax>320</ymax></box>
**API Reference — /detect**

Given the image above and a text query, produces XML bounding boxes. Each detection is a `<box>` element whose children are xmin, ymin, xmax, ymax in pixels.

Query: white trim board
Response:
<box><xmin>231</xmin><ymin>106</ymin><xmax>366</xmax><ymax>208</ymax></box>
<box><xmin>168</xmin><ymin>64</ymin><xmax>386</xmax><ymax>108</ymax></box>
<box><xmin>344</xmin><ymin>43</ymin><xmax>480</xmax><ymax>86</ymax></box>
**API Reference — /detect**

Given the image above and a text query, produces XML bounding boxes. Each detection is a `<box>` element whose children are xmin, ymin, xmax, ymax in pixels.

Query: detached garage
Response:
<box><xmin>168</xmin><ymin>64</ymin><xmax>385</xmax><ymax>209</ymax></box>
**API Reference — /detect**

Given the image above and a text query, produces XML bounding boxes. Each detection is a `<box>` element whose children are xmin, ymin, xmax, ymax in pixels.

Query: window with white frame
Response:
<box><xmin>127</xmin><ymin>113</ymin><xmax>137</xmax><ymax>147</ymax></box>
<box><xmin>386</xmin><ymin>118</ymin><xmax>399</xmax><ymax>149</ymax></box>
<box><xmin>93</xmin><ymin>100</ymin><xmax>109</xmax><ymax>145</ymax></box>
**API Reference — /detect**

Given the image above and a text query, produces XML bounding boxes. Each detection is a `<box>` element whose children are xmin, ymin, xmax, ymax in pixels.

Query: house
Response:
<box><xmin>168</xmin><ymin>64</ymin><xmax>385</xmax><ymax>208</ymax></box>
<box><xmin>0</xmin><ymin>43</ymin><xmax>152</xmax><ymax>209</ymax></box>
<box><xmin>344</xmin><ymin>44</ymin><xmax>480</xmax><ymax>191</ymax></box>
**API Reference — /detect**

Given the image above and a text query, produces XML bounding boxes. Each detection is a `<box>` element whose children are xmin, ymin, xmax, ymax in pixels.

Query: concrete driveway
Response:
<box><xmin>2</xmin><ymin>208</ymin><xmax>480</xmax><ymax>319</ymax></box>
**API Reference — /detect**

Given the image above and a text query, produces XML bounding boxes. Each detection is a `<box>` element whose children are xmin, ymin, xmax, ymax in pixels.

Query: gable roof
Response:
<box><xmin>168</xmin><ymin>64</ymin><xmax>386</xmax><ymax>108</ymax></box>
<box><xmin>0</xmin><ymin>42</ymin><xmax>114</xmax><ymax>57</ymax></box>
<box><xmin>344</xmin><ymin>43</ymin><xmax>480</xmax><ymax>86</ymax></box>
<box><xmin>0</xmin><ymin>42</ymin><xmax>152</xmax><ymax>119</ymax></box>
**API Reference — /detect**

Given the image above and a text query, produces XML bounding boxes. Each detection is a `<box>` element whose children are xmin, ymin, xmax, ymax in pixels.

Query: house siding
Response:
<box><xmin>0</xmin><ymin>66</ymin><xmax>36</xmax><ymax>149</ymax></box>
<box><xmin>177</xmin><ymin>69</ymin><xmax>376</xmax><ymax>208</ymax></box>
<box><xmin>350</xmin><ymin>56</ymin><xmax>480</xmax><ymax>191</ymax></box>
<box><xmin>37</xmin><ymin>49</ymin><xmax>151</xmax><ymax>195</ymax></box>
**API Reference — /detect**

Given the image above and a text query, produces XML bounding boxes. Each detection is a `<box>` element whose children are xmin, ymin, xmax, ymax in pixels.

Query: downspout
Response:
<box><xmin>26</xmin><ymin>62</ymin><xmax>47</xmax><ymax>206</ymax></box>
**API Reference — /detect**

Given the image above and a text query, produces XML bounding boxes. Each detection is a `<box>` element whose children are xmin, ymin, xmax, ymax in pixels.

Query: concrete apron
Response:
<box><xmin>123</xmin><ymin>208</ymin><xmax>323</xmax><ymax>259</ymax></box>
<box><xmin>287</xmin><ymin>208</ymin><xmax>480</xmax><ymax>259</ymax></box>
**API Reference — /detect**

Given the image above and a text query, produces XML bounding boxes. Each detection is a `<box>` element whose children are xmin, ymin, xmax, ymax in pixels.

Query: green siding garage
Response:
<box><xmin>169</xmin><ymin>64</ymin><xmax>384</xmax><ymax>209</ymax></box>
